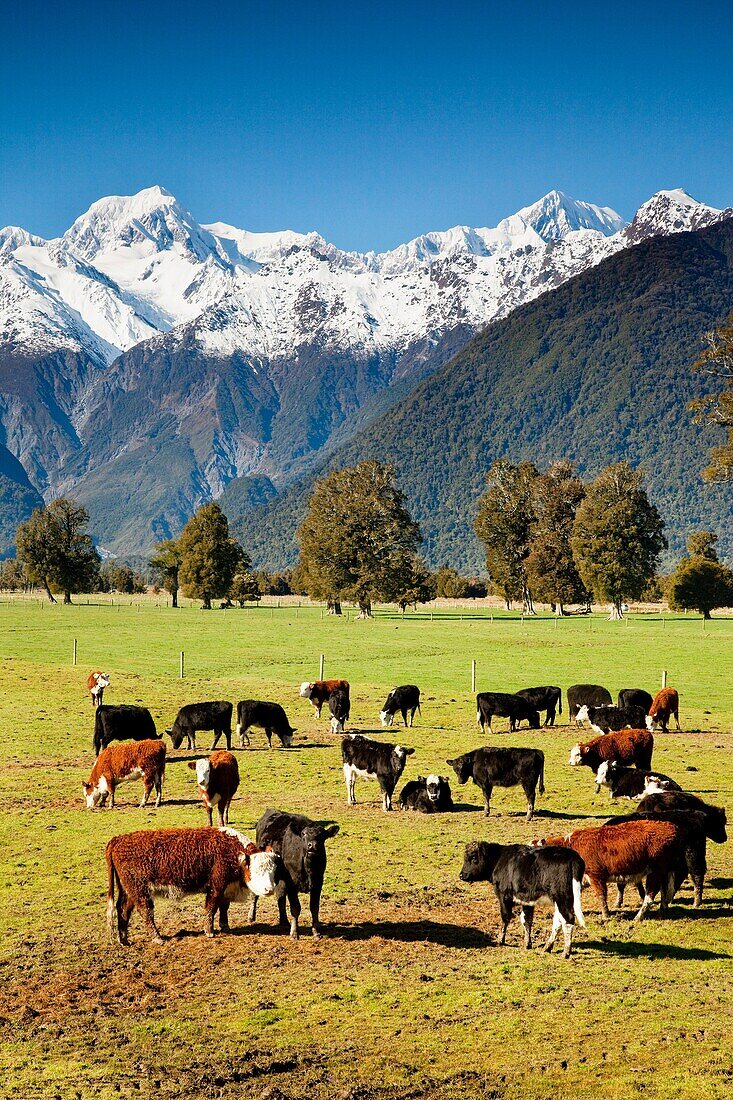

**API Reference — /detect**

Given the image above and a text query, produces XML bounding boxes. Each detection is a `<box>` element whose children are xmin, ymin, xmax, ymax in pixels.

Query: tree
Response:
<box><xmin>433</xmin><ymin>566</ymin><xmax>470</xmax><ymax>599</ymax></box>
<box><xmin>296</xmin><ymin>461</ymin><xmax>422</xmax><ymax>617</ymax></box>
<box><xmin>16</xmin><ymin>498</ymin><xmax>100</xmax><ymax>604</ymax></box>
<box><xmin>689</xmin><ymin>312</ymin><xmax>733</xmax><ymax>481</ymax></box>
<box><xmin>149</xmin><ymin>539</ymin><xmax>183</xmax><ymax>607</ymax></box>
<box><xmin>571</xmin><ymin>462</ymin><xmax>666</xmax><ymax>619</ymax></box>
<box><xmin>686</xmin><ymin>530</ymin><xmax>719</xmax><ymax>560</ymax></box>
<box><xmin>178</xmin><ymin>503</ymin><xmax>246</xmax><ymax>610</ymax></box>
<box><xmin>392</xmin><ymin>553</ymin><xmax>434</xmax><ymax>612</ymax></box>
<box><xmin>667</xmin><ymin>531</ymin><xmax>733</xmax><ymax>618</ymax></box>
<box><xmin>474</xmin><ymin>460</ymin><xmax>538</xmax><ymax>613</ymax></box>
<box><xmin>229</xmin><ymin>570</ymin><xmax>261</xmax><ymax>607</ymax></box>
<box><xmin>525</xmin><ymin>460</ymin><xmax>588</xmax><ymax>615</ymax></box>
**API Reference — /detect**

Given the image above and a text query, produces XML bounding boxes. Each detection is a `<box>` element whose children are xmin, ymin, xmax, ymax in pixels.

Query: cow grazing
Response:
<box><xmin>341</xmin><ymin>734</ymin><xmax>414</xmax><ymax>811</ymax></box>
<box><xmin>575</xmin><ymin>703</ymin><xmax>647</xmax><ymax>734</ymax></box>
<box><xmin>617</xmin><ymin>688</ymin><xmax>653</xmax><ymax>713</ymax></box>
<box><xmin>459</xmin><ymin>841</ymin><xmax>585</xmax><ymax>958</ymax></box>
<box><xmin>594</xmin><ymin>760</ymin><xmax>681</xmax><ymax>801</ymax></box>
<box><xmin>569</xmin><ymin>728</ymin><xmax>654</xmax><ymax>784</ymax></box>
<box><xmin>446</xmin><ymin>747</ymin><xmax>545</xmax><ymax>821</ymax></box>
<box><xmin>646</xmin><ymin>688</ymin><xmax>681</xmax><ymax>733</ymax></box>
<box><xmin>603</xmin><ymin>808</ymin><xmax>708</xmax><ymax>908</ymax></box>
<box><xmin>236</xmin><ymin>700</ymin><xmax>295</xmax><ymax>749</ymax></box>
<box><xmin>399</xmin><ymin>774</ymin><xmax>454</xmax><ymax>813</ymax></box>
<box><xmin>87</xmin><ymin>671</ymin><xmax>110</xmax><ymax>708</ymax></box>
<box><xmin>93</xmin><ymin>704</ymin><xmax>157</xmax><ymax>756</ymax></box>
<box><xmin>253</xmin><ymin>809</ymin><xmax>340</xmax><ymax>938</ymax></box>
<box><xmin>567</xmin><ymin>684</ymin><xmax>612</xmax><ymax>723</ymax></box>
<box><xmin>167</xmin><ymin>701</ymin><xmax>233</xmax><ymax>751</ymax></box>
<box><xmin>329</xmin><ymin>689</ymin><xmax>351</xmax><ymax>734</ymax></box>
<box><xmin>83</xmin><ymin>739</ymin><xmax>166</xmax><ymax>809</ymax></box>
<box><xmin>300</xmin><ymin>679</ymin><xmax>350</xmax><ymax>718</ymax></box>
<box><xmin>638</xmin><ymin>790</ymin><xmax>727</xmax><ymax>844</ymax></box>
<box><xmin>380</xmin><ymin>685</ymin><xmax>421</xmax><ymax>728</ymax></box>
<box><xmin>188</xmin><ymin>751</ymin><xmax>240</xmax><ymax>826</ymax></box>
<box><xmin>476</xmin><ymin>692</ymin><xmax>541</xmax><ymax>733</ymax></box>
<box><xmin>105</xmin><ymin>826</ymin><xmax>281</xmax><ymax>944</ymax></box>
<box><xmin>515</xmin><ymin>686</ymin><xmax>562</xmax><ymax>727</ymax></box>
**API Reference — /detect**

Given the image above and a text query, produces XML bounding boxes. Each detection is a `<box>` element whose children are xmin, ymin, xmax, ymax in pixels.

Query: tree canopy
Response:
<box><xmin>16</xmin><ymin>498</ymin><xmax>100</xmax><ymax>603</ymax></box>
<box><xmin>178</xmin><ymin>503</ymin><xmax>245</xmax><ymax>609</ymax></box>
<box><xmin>474</xmin><ymin>460</ymin><xmax>538</xmax><ymax>611</ymax></box>
<box><xmin>690</xmin><ymin>311</ymin><xmax>733</xmax><ymax>481</ymax></box>
<box><xmin>667</xmin><ymin>530</ymin><xmax>733</xmax><ymax>618</ymax></box>
<box><xmin>149</xmin><ymin>538</ymin><xmax>183</xmax><ymax>607</ymax></box>
<box><xmin>525</xmin><ymin>460</ymin><xmax>588</xmax><ymax>614</ymax></box>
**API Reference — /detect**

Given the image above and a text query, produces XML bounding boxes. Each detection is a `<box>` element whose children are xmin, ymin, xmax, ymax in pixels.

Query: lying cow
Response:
<box><xmin>569</xmin><ymin>728</ymin><xmax>654</xmax><ymax>783</ymax></box>
<box><xmin>87</xmin><ymin>671</ymin><xmax>110</xmax><ymax>708</ymax></box>
<box><xmin>617</xmin><ymin>688</ymin><xmax>653</xmax><ymax>713</ymax></box>
<box><xmin>300</xmin><ymin>679</ymin><xmax>350</xmax><ymax>718</ymax></box>
<box><xmin>476</xmin><ymin>692</ymin><xmax>540</xmax><ymax>733</ymax></box>
<box><xmin>380</xmin><ymin>685</ymin><xmax>421</xmax><ymax>728</ymax></box>
<box><xmin>167</xmin><ymin>700</ymin><xmax>233</xmax><ymax>750</ymax></box>
<box><xmin>236</xmin><ymin>700</ymin><xmax>294</xmax><ymax>749</ymax></box>
<box><xmin>399</xmin><ymin>774</ymin><xmax>453</xmax><ymax>813</ymax></box>
<box><xmin>188</xmin><ymin>751</ymin><xmax>239</xmax><ymax>825</ymax></box>
<box><xmin>93</xmin><ymin>704</ymin><xmax>157</xmax><ymax>756</ymax></box>
<box><xmin>567</xmin><ymin>684</ymin><xmax>612</xmax><ymax>723</ymax></box>
<box><xmin>83</xmin><ymin>739</ymin><xmax>166</xmax><ymax>809</ymax></box>
<box><xmin>638</xmin><ymin>790</ymin><xmax>727</xmax><ymax>844</ymax></box>
<box><xmin>341</xmin><ymin>734</ymin><xmax>414</xmax><ymax>811</ymax></box>
<box><xmin>329</xmin><ymin>689</ymin><xmax>350</xmax><ymax>733</ymax></box>
<box><xmin>603</xmin><ymin>808</ymin><xmax>708</xmax><ymax>908</ymax></box>
<box><xmin>595</xmin><ymin>760</ymin><xmax>681</xmax><ymax>801</ymax></box>
<box><xmin>105</xmin><ymin>826</ymin><xmax>281</xmax><ymax>944</ymax></box>
<box><xmin>253</xmin><ymin>809</ymin><xmax>340</xmax><ymax>938</ymax></box>
<box><xmin>446</xmin><ymin>746</ymin><xmax>545</xmax><ymax>821</ymax></box>
<box><xmin>646</xmin><ymin>688</ymin><xmax>681</xmax><ymax>733</ymax></box>
<box><xmin>576</xmin><ymin>703</ymin><xmax>647</xmax><ymax>734</ymax></box>
<box><xmin>459</xmin><ymin>841</ymin><xmax>585</xmax><ymax>958</ymax></box>
<box><xmin>515</xmin><ymin>686</ymin><xmax>562</xmax><ymax>727</ymax></box>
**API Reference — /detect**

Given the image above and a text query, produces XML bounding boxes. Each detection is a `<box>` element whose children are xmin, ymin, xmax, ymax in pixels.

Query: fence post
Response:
<box><xmin>471</xmin><ymin>659</ymin><xmax>476</xmax><ymax>693</ymax></box>
<box><xmin>180</xmin><ymin>651</ymin><xmax>185</xmax><ymax>679</ymax></box>
<box><xmin>661</xmin><ymin>669</ymin><xmax>667</xmax><ymax>688</ymax></box>
<box><xmin>73</xmin><ymin>638</ymin><xmax>77</xmax><ymax>666</ymax></box>
<box><xmin>319</xmin><ymin>653</ymin><xmax>325</xmax><ymax>679</ymax></box>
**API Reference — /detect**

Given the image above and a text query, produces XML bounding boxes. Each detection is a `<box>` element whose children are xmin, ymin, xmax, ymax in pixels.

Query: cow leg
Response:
<box><xmin>116</xmin><ymin>890</ymin><xmax>134</xmax><ymax>946</ymax></box>
<box><xmin>521</xmin><ymin>781</ymin><xmax>536</xmax><ymax>822</ymax></box>
<box><xmin>219</xmin><ymin>900</ymin><xmax>231</xmax><ymax>933</ymax></box>
<box><xmin>519</xmin><ymin>905</ymin><xmax>534</xmax><ymax>949</ymax></box>
<box><xmin>139</xmin><ymin>897</ymin><xmax>164</xmax><ymax>944</ymax></box>
<box><xmin>497</xmin><ymin>894</ymin><xmax>513</xmax><ymax>946</ymax></box>
<box><xmin>210</xmin><ymin>729</ymin><xmax>220</xmax><ymax>751</ymax></box>
<box><xmin>265</xmin><ymin>728</ymin><xmax>273</xmax><ymax>749</ymax></box>
<box><xmin>248</xmin><ymin>895</ymin><xmax>258</xmax><ymax>923</ymax></box>
<box><xmin>204</xmin><ymin>891</ymin><xmax>222</xmax><ymax>937</ymax></box>
<box><xmin>674</xmin><ymin>709</ymin><xmax>681</xmax><ymax>731</ymax></box>
<box><xmin>343</xmin><ymin>764</ymin><xmax>356</xmax><ymax>805</ymax></box>
<box><xmin>382</xmin><ymin>783</ymin><xmax>394</xmax><ymax>812</ymax></box>
<box><xmin>544</xmin><ymin>906</ymin><xmax>563</xmax><ymax>953</ymax></box>
<box><xmin>238</xmin><ymin>723</ymin><xmax>251</xmax><ymax>748</ymax></box>
<box><xmin>140</xmin><ymin>778</ymin><xmax>153</xmax><ymax>807</ymax></box>
<box><xmin>309</xmin><ymin>887</ymin><xmax>323</xmax><ymax>938</ymax></box>
<box><xmin>277</xmin><ymin>883</ymin><xmax>301</xmax><ymax>938</ymax></box>
<box><xmin>206</xmin><ymin>805</ymin><xmax>213</xmax><ymax>827</ymax></box>
<box><xmin>154</xmin><ymin>772</ymin><xmax>163</xmax><ymax>807</ymax></box>
<box><xmin>216</xmin><ymin>805</ymin><xmax>225</xmax><ymax>828</ymax></box>
<box><xmin>224</xmin><ymin>726</ymin><xmax>231</xmax><ymax>750</ymax></box>
<box><xmin>589</xmin><ymin>875</ymin><xmax>610</xmax><ymax>920</ymax></box>
<box><xmin>482</xmin><ymin>784</ymin><xmax>493</xmax><ymax>816</ymax></box>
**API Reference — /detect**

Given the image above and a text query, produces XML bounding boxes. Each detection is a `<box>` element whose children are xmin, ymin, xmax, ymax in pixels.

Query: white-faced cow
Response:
<box><xmin>300</xmin><ymin>679</ymin><xmax>350</xmax><ymax>718</ymax></box>
<box><xmin>575</xmin><ymin>703</ymin><xmax>647</xmax><ymax>734</ymax></box>
<box><xmin>83</xmin><ymin>739</ymin><xmax>166</xmax><ymax>809</ymax></box>
<box><xmin>236</xmin><ymin>700</ymin><xmax>295</xmax><ymax>748</ymax></box>
<box><xmin>341</xmin><ymin>734</ymin><xmax>414</xmax><ymax>811</ymax></box>
<box><xmin>329</xmin><ymin>689</ymin><xmax>350</xmax><ymax>734</ymax></box>
<box><xmin>188</xmin><ymin>751</ymin><xmax>239</xmax><ymax>826</ymax></box>
<box><xmin>399</xmin><ymin>774</ymin><xmax>453</xmax><ymax>812</ymax></box>
<box><xmin>447</xmin><ymin>747</ymin><xmax>545</xmax><ymax>821</ymax></box>
<box><xmin>594</xmin><ymin>760</ymin><xmax>681</xmax><ymax>801</ymax></box>
<box><xmin>380</xmin><ymin>685</ymin><xmax>421</xmax><ymax>728</ymax></box>
<box><xmin>87</xmin><ymin>671</ymin><xmax>110</xmax><ymax>708</ymax></box>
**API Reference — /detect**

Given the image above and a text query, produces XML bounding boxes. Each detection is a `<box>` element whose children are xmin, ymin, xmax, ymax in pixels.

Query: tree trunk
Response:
<box><xmin>522</xmin><ymin>587</ymin><xmax>536</xmax><ymax>615</ymax></box>
<box><xmin>703</xmin><ymin>609</ymin><xmax>712</xmax><ymax>620</ymax></box>
<box><xmin>357</xmin><ymin>600</ymin><xmax>373</xmax><ymax>619</ymax></box>
<box><xmin>327</xmin><ymin>600</ymin><xmax>342</xmax><ymax>615</ymax></box>
<box><xmin>608</xmin><ymin>601</ymin><xmax>623</xmax><ymax>620</ymax></box>
<box><xmin>63</xmin><ymin>590</ymin><xmax>72</xmax><ymax>605</ymax></box>
<box><xmin>43</xmin><ymin>578</ymin><xmax>57</xmax><ymax>604</ymax></box>
<box><xmin>202</xmin><ymin>594</ymin><xmax>212</xmax><ymax>610</ymax></box>
<box><xmin>171</xmin><ymin>587</ymin><xmax>178</xmax><ymax>608</ymax></box>
<box><xmin>555</xmin><ymin>603</ymin><xmax>564</xmax><ymax>616</ymax></box>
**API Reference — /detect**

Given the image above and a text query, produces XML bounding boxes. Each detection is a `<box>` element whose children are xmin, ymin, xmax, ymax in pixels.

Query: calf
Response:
<box><xmin>341</xmin><ymin>734</ymin><xmax>414</xmax><ymax>811</ymax></box>
<box><xmin>459</xmin><ymin>841</ymin><xmax>585</xmax><ymax>958</ymax></box>
<box><xmin>188</xmin><ymin>751</ymin><xmax>239</xmax><ymax>825</ymax></box>
<box><xmin>300</xmin><ymin>679</ymin><xmax>350</xmax><ymax>718</ymax></box>
<box><xmin>87</xmin><ymin>670</ymin><xmax>110</xmax><ymax>708</ymax></box>
<box><xmin>380</xmin><ymin>685</ymin><xmax>421</xmax><ymax>728</ymax></box>
<box><xmin>646</xmin><ymin>688</ymin><xmax>681</xmax><ymax>733</ymax></box>
<box><xmin>167</xmin><ymin>701</ymin><xmax>233</xmax><ymax>750</ymax></box>
<box><xmin>329</xmin><ymin>689</ymin><xmax>351</xmax><ymax>734</ymax></box>
<box><xmin>83</xmin><ymin>739</ymin><xmax>166</xmax><ymax>809</ymax></box>
<box><xmin>595</xmin><ymin>760</ymin><xmax>681</xmax><ymax>801</ymax></box>
<box><xmin>617</xmin><ymin>688</ymin><xmax>653</xmax><ymax>713</ymax></box>
<box><xmin>576</xmin><ymin>703</ymin><xmax>647</xmax><ymax>734</ymax></box>
<box><xmin>567</xmin><ymin>684</ymin><xmax>612</xmax><ymax>723</ymax></box>
<box><xmin>399</xmin><ymin>774</ymin><xmax>454</xmax><ymax>813</ymax></box>
<box><xmin>476</xmin><ymin>692</ymin><xmax>541</xmax><ymax>733</ymax></box>
<box><xmin>446</xmin><ymin>747</ymin><xmax>545</xmax><ymax>821</ymax></box>
<box><xmin>236</xmin><ymin>700</ymin><xmax>294</xmax><ymax>749</ymax></box>
<box><xmin>515</xmin><ymin>686</ymin><xmax>562</xmax><ymax>727</ymax></box>
<box><xmin>93</xmin><ymin>704</ymin><xmax>157</xmax><ymax>756</ymax></box>
<box><xmin>253</xmin><ymin>809</ymin><xmax>340</xmax><ymax>938</ymax></box>
<box><xmin>105</xmin><ymin>826</ymin><xmax>281</xmax><ymax>944</ymax></box>
<box><xmin>569</xmin><ymin>728</ymin><xmax>654</xmax><ymax>782</ymax></box>
<box><xmin>603</xmin><ymin>808</ymin><xmax>708</xmax><ymax>907</ymax></box>
<box><xmin>638</xmin><ymin>790</ymin><xmax>727</xmax><ymax>844</ymax></box>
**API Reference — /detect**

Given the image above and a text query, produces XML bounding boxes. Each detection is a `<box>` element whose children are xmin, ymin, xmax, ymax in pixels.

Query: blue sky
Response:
<box><xmin>2</xmin><ymin>0</ymin><xmax>733</xmax><ymax>251</ymax></box>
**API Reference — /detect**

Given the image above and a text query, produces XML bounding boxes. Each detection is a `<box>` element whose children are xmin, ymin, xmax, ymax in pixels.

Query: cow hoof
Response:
<box><xmin>543</xmin><ymin>942</ymin><xmax>553</xmax><ymax>953</ymax></box>
<box><xmin>311</xmin><ymin>929</ymin><xmax>322</xmax><ymax>940</ymax></box>
<box><xmin>562</xmin><ymin>950</ymin><xmax>572</xmax><ymax>960</ymax></box>
<box><xmin>152</xmin><ymin>935</ymin><xmax>165</xmax><ymax>945</ymax></box>
<box><xmin>220</xmin><ymin>923</ymin><xmax>231</xmax><ymax>934</ymax></box>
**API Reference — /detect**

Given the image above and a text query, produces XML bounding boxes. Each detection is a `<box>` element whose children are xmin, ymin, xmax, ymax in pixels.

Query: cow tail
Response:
<box><xmin>572</xmin><ymin>865</ymin><xmax>586</xmax><ymax>928</ymax></box>
<box><xmin>93</xmin><ymin>709</ymin><xmax>102</xmax><ymax>754</ymax></box>
<box><xmin>539</xmin><ymin>756</ymin><xmax>545</xmax><ymax>796</ymax></box>
<box><xmin>558</xmin><ymin>690</ymin><xmax>562</xmax><ymax>716</ymax></box>
<box><xmin>105</xmin><ymin>844</ymin><xmax>117</xmax><ymax>941</ymax></box>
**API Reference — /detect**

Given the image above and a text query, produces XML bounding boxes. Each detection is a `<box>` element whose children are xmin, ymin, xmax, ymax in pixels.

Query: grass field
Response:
<box><xmin>0</xmin><ymin>600</ymin><xmax>731</xmax><ymax>1100</ymax></box>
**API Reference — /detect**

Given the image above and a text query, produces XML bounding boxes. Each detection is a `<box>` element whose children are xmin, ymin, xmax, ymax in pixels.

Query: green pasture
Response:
<box><xmin>0</xmin><ymin>600</ymin><xmax>731</xmax><ymax>1099</ymax></box>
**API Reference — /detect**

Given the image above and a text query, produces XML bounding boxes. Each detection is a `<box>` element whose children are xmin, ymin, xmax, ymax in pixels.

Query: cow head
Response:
<box><xmin>575</xmin><ymin>705</ymin><xmax>590</xmax><ymax>725</ymax></box>
<box><xmin>227</xmin><ymin>834</ymin><xmax>279</xmax><ymax>897</ymax></box>
<box><xmin>299</xmin><ymin>682</ymin><xmax>314</xmax><ymax>699</ymax></box>
<box><xmin>459</xmin><ymin>840</ymin><xmax>497</xmax><ymax>883</ymax></box>
<box><xmin>393</xmin><ymin>745</ymin><xmax>414</xmax><ymax>771</ymax></box>
<box><xmin>82</xmin><ymin>778</ymin><xmax>108</xmax><ymax>809</ymax></box>
<box><xmin>568</xmin><ymin>744</ymin><xmax>584</xmax><ymax>766</ymax></box>
<box><xmin>645</xmin><ymin>714</ymin><xmax>655</xmax><ymax>731</ymax></box>
<box><xmin>165</xmin><ymin>727</ymin><xmax>185</xmax><ymax>750</ymax></box>
<box><xmin>188</xmin><ymin>758</ymin><xmax>211</xmax><ymax>789</ymax></box>
<box><xmin>528</xmin><ymin>708</ymin><xmax>541</xmax><ymax>730</ymax></box>
<box><xmin>330</xmin><ymin>716</ymin><xmax>345</xmax><ymax>734</ymax></box>
<box><xmin>425</xmin><ymin>774</ymin><xmax>442</xmax><ymax>803</ymax></box>
<box><xmin>300</xmin><ymin>823</ymin><xmax>339</xmax><ymax>887</ymax></box>
<box><xmin>280</xmin><ymin>727</ymin><xmax>295</xmax><ymax>747</ymax></box>
<box><xmin>594</xmin><ymin>759</ymin><xmax>616</xmax><ymax>792</ymax></box>
<box><xmin>446</xmin><ymin>753</ymin><xmax>473</xmax><ymax>785</ymax></box>
<box><xmin>379</xmin><ymin>709</ymin><xmax>394</xmax><ymax>728</ymax></box>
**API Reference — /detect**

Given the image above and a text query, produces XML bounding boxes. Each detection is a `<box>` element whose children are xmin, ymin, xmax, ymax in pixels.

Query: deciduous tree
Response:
<box><xmin>149</xmin><ymin>539</ymin><xmax>183</xmax><ymax>607</ymax></box>
<box><xmin>178</xmin><ymin>503</ymin><xmax>245</xmax><ymax>610</ymax></box>
<box><xmin>667</xmin><ymin>531</ymin><xmax>733</xmax><ymax>618</ymax></box>
<box><xmin>16</xmin><ymin>498</ymin><xmax>100</xmax><ymax>604</ymax></box>
<box><xmin>474</xmin><ymin>460</ymin><xmax>538</xmax><ymax>612</ymax></box>
<box><xmin>525</xmin><ymin>460</ymin><xmax>588</xmax><ymax>615</ymax></box>
<box><xmin>690</xmin><ymin>313</ymin><xmax>733</xmax><ymax>481</ymax></box>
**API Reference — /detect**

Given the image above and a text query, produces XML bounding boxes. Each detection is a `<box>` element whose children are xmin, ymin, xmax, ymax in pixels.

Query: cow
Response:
<box><xmin>83</xmin><ymin>740</ymin><xmax>166</xmax><ymax>809</ymax></box>
<box><xmin>476</xmin><ymin>692</ymin><xmax>541</xmax><ymax>733</ymax></box>
<box><xmin>446</xmin><ymin>747</ymin><xmax>545</xmax><ymax>821</ymax></box>
<box><xmin>87</xmin><ymin>671</ymin><xmax>110</xmax><ymax>708</ymax></box>
<box><xmin>567</xmin><ymin>684</ymin><xmax>612</xmax><ymax>723</ymax></box>
<box><xmin>253</xmin><ymin>809</ymin><xmax>340</xmax><ymax>938</ymax></box>
<box><xmin>167</xmin><ymin>701</ymin><xmax>233</xmax><ymax>751</ymax></box>
<box><xmin>638</xmin><ymin>790</ymin><xmax>727</xmax><ymax>844</ymax></box>
<box><xmin>515</xmin><ymin>686</ymin><xmax>562</xmax><ymax>727</ymax></box>
<box><xmin>380</xmin><ymin>685</ymin><xmax>422</xmax><ymax>728</ymax></box>
<box><xmin>188</xmin><ymin>751</ymin><xmax>239</xmax><ymax>826</ymax></box>
<box><xmin>329</xmin><ymin>689</ymin><xmax>351</xmax><ymax>734</ymax></box>
<box><xmin>398</xmin><ymin>774</ymin><xmax>454</xmax><ymax>813</ymax></box>
<box><xmin>236</xmin><ymin>700</ymin><xmax>295</xmax><ymax>749</ymax></box>
<box><xmin>459</xmin><ymin>841</ymin><xmax>585</xmax><ymax>958</ymax></box>
<box><xmin>537</xmin><ymin>819</ymin><xmax>684</xmax><ymax>921</ymax></box>
<box><xmin>341</xmin><ymin>734</ymin><xmax>414</xmax><ymax>811</ymax></box>
<box><xmin>569</xmin><ymin>728</ymin><xmax>654</xmax><ymax>784</ymax></box>
<box><xmin>646</xmin><ymin>688</ymin><xmax>681</xmax><ymax>733</ymax></box>
<box><xmin>105</xmin><ymin>826</ymin><xmax>281</xmax><ymax>944</ymax></box>
<box><xmin>93</xmin><ymin>704</ymin><xmax>157</xmax><ymax>756</ymax></box>
<box><xmin>575</xmin><ymin>703</ymin><xmax>647</xmax><ymax>734</ymax></box>
<box><xmin>300</xmin><ymin>679</ymin><xmax>350</xmax><ymax>718</ymax></box>
<box><xmin>594</xmin><ymin>760</ymin><xmax>681</xmax><ymax>801</ymax></box>
<box><xmin>603</xmin><ymin>808</ymin><xmax>708</xmax><ymax>908</ymax></box>
<box><xmin>617</xmin><ymin>688</ymin><xmax>653</xmax><ymax>713</ymax></box>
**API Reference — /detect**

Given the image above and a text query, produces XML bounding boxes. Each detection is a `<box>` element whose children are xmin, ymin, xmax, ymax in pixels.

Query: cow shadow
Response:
<box><xmin>532</xmin><ymin>809</ymin><xmax>609</xmax><ymax>821</ymax></box>
<box><xmin>583</xmin><ymin>939</ymin><xmax>730</xmax><ymax>961</ymax></box>
<box><xmin>329</xmin><ymin>919</ymin><xmax>495</xmax><ymax>949</ymax></box>
<box><xmin>161</xmin><ymin>798</ymin><xmax>200</xmax><ymax>807</ymax></box>
<box><xmin>708</xmin><ymin>877</ymin><xmax>733</xmax><ymax>890</ymax></box>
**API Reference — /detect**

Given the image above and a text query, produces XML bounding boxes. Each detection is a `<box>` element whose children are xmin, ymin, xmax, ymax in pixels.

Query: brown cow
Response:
<box><xmin>105</xmin><ymin>826</ymin><xmax>281</xmax><ymax>944</ymax></box>
<box><xmin>569</xmin><ymin>728</ymin><xmax>653</xmax><ymax>786</ymax></box>
<box><xmin>299</xmin><ymin>679</ymin><xmax>350</xmax><ymax>718</ymax></box>
<box><xmin>87</xmin><ymin>671</ymin><xmax>110</xmax><ymax>707</ymax></box>
<box><xmin>646</xmin><ymin>688</ymin><xmax>680</xmax><ymax>733</ymax></box>
<box><xmin>83</xmin><ymin>739</ymin><xmax>166</xmax><ymax>809</ymax></box>
<box><xmin>188</xmin><ymin>751</ymin><xmax>239</xmax><ymax>825</ymax></box>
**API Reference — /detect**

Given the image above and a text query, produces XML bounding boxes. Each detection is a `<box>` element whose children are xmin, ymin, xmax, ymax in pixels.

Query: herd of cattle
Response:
<box><xmin>83</xmin><ymin>673</ymin><xmax>727</xmax><ymax>958</ymax></box>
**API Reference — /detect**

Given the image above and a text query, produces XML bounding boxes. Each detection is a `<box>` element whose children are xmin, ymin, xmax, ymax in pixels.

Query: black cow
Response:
<box><xmin>329</xmin><ymin>689</ymin><xmax>350</xmax><ymax>734</ymax></box>
<box><xmin>380</xmin><ymin>685</ymin><xmax>421</xmax><ymax>728</ymax></box>
<box><xmin>595</xmin><ymin>760</ymin><xmax>681</xmax><ymax>801</ymax></box>
<box><xmin>638</xmin><ymin>791</ymin><xmax>727</xmax><ymax>844</ymax></box>
<box><xmin>567</xmin><ymin>684</ymin><xmax>612</xmax><ymax>722</ymax></box>
<box><xmin>341</xmin><ymin>734</ymin><xmax>414</xmax><ymax>811</ymax></box>
<box><xmin>459</xmin><ymin>841</ymin><xmax>585</xmax><ymax>957</ymax></box>
<box><xmin>398</xmin><ymin>774</ymin><xmax>453</xmax><ymax>813</ymax></box>
<box><xmin>446</xmin><ymin>747</ymin><xmax>545</xmax><ymax>821</ymax></box>
<box><xmin>515</xmin><ymin>686</ymin><xmax>562</xmax><ymax>727</ymax></box>
<box><xmin>617</xmin><ymin>688</ymin><xmax>653</xmax><ymax>713</ymax></box>
<box><xmin>253</xmin><ymin>809</ymin><xmax>339</xmax><ymax>938</ymax></box>
<box><xmin>603</xmin><ymin>808</ymin><xmax>709</xmax><ymax>908</ymax></box>
<box><xmin>476</xmin><ymin>692</ymin><xmax>541</xmax><ymax>734</ymax></box>
<box><xmin>236</xmin><ymin>700</ymin><xmax>294</xmax><ymax>749</ymax></box>
<box><xmin>167</xmin><ymin>701</ymin><xmax>233</xmax><ymax>751</ymax></box>
<box><xmin>576</xmin><ymin>703</ymin><xmax>647</xmax><ymax>734</ymax></box>
<box><xmin>93</xmin><ymin>705</ymin><xmax>157</xmax><ymax>756</ymax></box>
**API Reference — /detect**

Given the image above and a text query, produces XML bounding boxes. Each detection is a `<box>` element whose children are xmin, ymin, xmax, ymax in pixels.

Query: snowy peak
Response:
<box><xmin>514</xmin><ymin>190</ymin><xmax>627</xmax><ymax>241</ymax></box>
<box><xmin>624</xmin><ymin>188</ymin><xmax>728</xmax><ymax>244</ymax></box>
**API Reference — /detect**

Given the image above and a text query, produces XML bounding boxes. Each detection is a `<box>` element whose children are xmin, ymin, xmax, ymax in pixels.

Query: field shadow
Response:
<box><xmin>708</xmin><ymin>877</ymin><xmax>733</xmax><ymax>890</ymax></box>
<box><xmin>161</xmin><ymin>798</ymin><xmax>200</xmax><ymax>807</ymax></box>
<box><xmin>330</xmin><ymin>919</ymin><xmax>494</xmax><ymax>948</ymax></box>
<box><xmin>533</xmin><ymin>809</ymin><xmax>609</xmax><ymax>821</ymax></box>
<box><xmin>584</xmin><ymin>939</ymin><xmax>730</xmax><ymax>961</ymax></box>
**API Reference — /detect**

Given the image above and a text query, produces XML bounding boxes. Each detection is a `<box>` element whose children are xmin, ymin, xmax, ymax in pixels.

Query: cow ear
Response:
<box><xmin>238</xmin><ymin>851</ymin><xmax>250</xmax><ymax>866</ymax></box>
<box><xmin>446</xmin><ymin>759</ymin><xmax>454</xmax><ymax>766</ymax></box>
<box><xmin>405</xmin><ymin>747</ymin><xmax>415</xmax><ymax>756</ymax></box>
<box><xmin>323</xmin><ymin>824</ymin><xmax>340</xmax><ymax>838</ymax></box>
<box><xmin>187</xmin><ymin>761</ymin><xmax>196</xmax><ymax>770</ymax></box>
